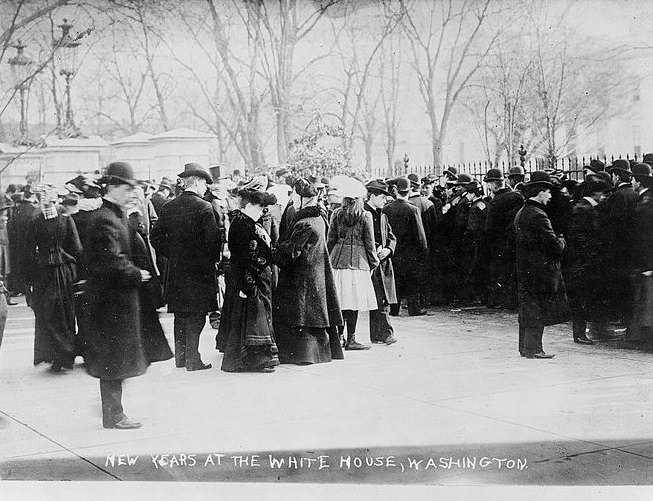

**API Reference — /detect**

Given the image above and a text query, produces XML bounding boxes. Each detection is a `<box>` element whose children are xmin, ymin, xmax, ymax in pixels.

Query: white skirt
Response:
<box><xmin>332</xmin><ymin>268</ymin><xmax>378</xmax><ymax>311</ymax></box>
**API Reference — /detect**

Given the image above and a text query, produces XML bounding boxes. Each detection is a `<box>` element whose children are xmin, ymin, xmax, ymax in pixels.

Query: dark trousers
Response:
<box><xmin>100</xmin><ymin>379</ymin><xmax>124</xmax><ymax>427</ymax></box>
<box><xmin>173</xmin><ymin>312</ymin><xmax>207</xmax><ymax>367</ymax></box>
<box><xmin>370</xmin><ymin>306</ymin><xmax>394</xmax><ymax>342</ymax></box>
<box><xmin>519</xmin><ymin>323</ymin><xmax>544</xmax><ymax>355</ymax></box>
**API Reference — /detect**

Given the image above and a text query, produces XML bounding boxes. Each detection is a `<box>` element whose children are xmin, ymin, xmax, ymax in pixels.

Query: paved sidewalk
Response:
<box><xmin>1</xmin><ymin>299</ymin><xmax>652</xmax><ymax>485</ymax></box>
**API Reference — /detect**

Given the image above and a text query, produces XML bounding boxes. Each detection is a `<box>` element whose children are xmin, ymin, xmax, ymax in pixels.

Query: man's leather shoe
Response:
<box><xmin>385</xmin><ymin>334</ymin><xmax>398</xmax><ymax>345</ymax></box>
<box><xmin>104</xmin><ymin>417</ymin><xmax>142</xmax><ymax>430</ymax></box>
<box><xmin>574</xmin><ymin>337</ymin><xmax>593</xmax><ymax>345</ymax></box>
<box><xmin>525</xmin><ymin>352</ymin><xmax>555</xmax><ymax>359</ymax></box>
<box><xmin>186</xmin><ymin>362</ymin><xmax>212</xmax><ymax>371</ymax></box>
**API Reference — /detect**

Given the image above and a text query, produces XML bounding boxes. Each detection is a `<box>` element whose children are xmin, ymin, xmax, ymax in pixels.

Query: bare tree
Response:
<box><xmin>400</xmin><ymin>0</ymin><xmax>502</xmax><ymax>170</ymax></box>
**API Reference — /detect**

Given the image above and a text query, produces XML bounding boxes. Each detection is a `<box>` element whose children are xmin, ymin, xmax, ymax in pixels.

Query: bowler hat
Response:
<box><xmin>608</xmin><ymin>159</ymin><xmax>631</xmax><ymax>174</ymax></box>
<box><xmin>294</xmin><ymin>178</ymin><xmax>318</xmax><ymax>198</ymax></box>
<box><xmin>464</xmin><ymin>180</ymin><xmax>483</xmax><ymax>195</ymax></box>
<box><xmin>455</xmin><ymin>173</ymin><xmax>473</xmax><ymax>185</ymax></box>
<box><xmin>442</xmin><ymin>166</ymin><xmax>458</xmax><ymax>181</ymax></box>
<box><xmin>178</xmin><ymin>162</ymin><xmax>213</xmax><ymax>184</ymax></box>
<box><xmin>365</xmin><ymin>179</ymin><xmax>390</xmax><ymax>195</ymax></box>
<box><xmin>632</xmin><ymin>162</ymin><xmax>653</xmax><ymax>181</ymax></box>
<box><xmin>587</xmin><ymin>171</ymin><xmax>612</xmax><ymax>185</ymax></box>
<box><xmin>508</xmin><ymin>166</ymin><xmax>525</xmax><ymax>178</ymax></box>
<box><xmin>483</xmin><ymin>168</ymin><xmax>504</xmax><ymax>182</ymax></box>
<box><xmin>395</xmin><ymin>177</ymin><xmax>411</xmax><ymax>192</ymax></box>
<box><xmin>407</xmin><ymin>173</ymin><xmax>420</xmax><ymax>189</ymax></box>
<box><xmin>524</xmin><ymin>170</ymin><xmax>553</xmax><ymax>189</ymax></box>
<box><xmin>588</xmin><ymin>159</ymin><xmax>605</xmax><ymax>173</ymax></box>
<box><xmin>100</xmin><ymin>162</ymin><xmax>137</xmax><ymax>187</ymax></box>
<box><xmin>643</xmin><ymin>153</ymin><xmax>653</xmax><ymax>167</ymax></box>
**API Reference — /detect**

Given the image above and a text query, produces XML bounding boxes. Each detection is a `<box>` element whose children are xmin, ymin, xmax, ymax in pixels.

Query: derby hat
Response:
<box><xmin>464</xmin><ymin>180</ymin><xmax>483</xmax><ymax>194</ymax></box>
<box><xmin>455</xmin><ymin>173</ymin><xmax>473</xmax><ymax>185</ymax></box>
<box><xmin>178</xmin><ymin>162</ymin><xmax>213</xmax><ymax>184</ymax></box>
<box><xmin>588</xmin><ymin>159</ymin><xmax>605</xmax><ymax>173</ymax></box>
<box><xmin>524</xmin><ymin>170</ymin><xmax>553</xmax><ymax>188</ymax></box>
<box><xmin>586</xmin><ymin>171</ymin><xmax>612</xmax><ymax>185</ymax></box>
<box><xmin>643</xmin><ymin>153</ymin><xmax>653</xmax><ymax>167</ymax></box>
<box><xmin>632</xmin><ymin>162</ymin><xmax>653</xmax><ymax>181</ymax></box>
<box><xmin>407</xmin><ymin>173</ymin><xmax>420</xmax><ymax>189</ymax></box>
<box><xmin>483</xmin><ymin>168</ymin><xmax>504</xmax><ymax>182</ymax></box>
<box><xmin>508</xmin><ymin>166</ymin><xmax>525</xmax><ymax>178</ymax></box>
<box><xmin>100</xmin><ymin>162</ymin><xmax>137</xmax><ymax>187</ymax></box>
<box><xmin>442</xmin><ymin>166</ymin><xmax>458</xmax><ymax>181</ymax></box>
<box><xmin>365</xmin><ymin>179</ymin><xmax>390</xmax><ymax>195</ymax></box>
<box><xmin>608</xmin><ymin>159</ymin><xmax>631</xmax><ymax>175</ymax></box>
<box><xmin>395</xmin><ymin>177</ymin><xmax>411</xmax><ymax>193</ymax></box>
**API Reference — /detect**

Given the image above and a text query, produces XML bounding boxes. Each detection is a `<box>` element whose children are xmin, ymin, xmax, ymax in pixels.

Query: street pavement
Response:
<box><xmin>1</xmin><ymin>297</ymin><xmax>652</xmax><ymax>489</ymax></box>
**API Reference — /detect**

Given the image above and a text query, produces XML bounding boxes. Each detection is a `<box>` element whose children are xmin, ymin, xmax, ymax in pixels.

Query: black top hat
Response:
<box><xmin>395</xmin><ymin>177</ymin><xmax>411</xmax><ymax>192</ymax></box>
<box><xmin>209</xmin><ymin>165</ymin><xmax>221</xmax><ymax>182</ymax></box>
<box><xmin>483</xmin><ymin>168</ymin><xmax>504</xmax><ymax>182</ymax></box>
<box><xmin>524</xmin><ymin>170</ymin><xmax>553</xmax><ymax>189</ymax></box>
<box><xmin>294</xmin><ymin>178</ymin><xmax>318</xmax><ymax>198</ymax></box>
<box><xmin>455</xmin><ymin>173</ymin><xmax>473</xmax><ymax>185</ymax></box>
<box><xmin>178</xmin><ymin>162</ymin><xmax>213</xmax><ymax>184</ymax></box>
<box><xmin>508</xmin><ymin>166</ymin><xmax>525</xmax><ymax>178</ymax></box>
<box><xmin>365</xmin><ymin>179</ymin><xmax>390</xmax><ymax>195</ymax></box>
<box><xmin>101</xmin><ymin>162</ymin><xmax>137</xmax><ymax>187</ymax></box>
<box><xmin>608</xmin><ymin>159</ymin><xmax>631</xmax><ymax>174</ymax></box>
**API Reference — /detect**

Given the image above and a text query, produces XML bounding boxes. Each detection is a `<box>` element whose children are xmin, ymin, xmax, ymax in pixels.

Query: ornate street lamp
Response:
<box><xmin>54</xmin><ymin>18</ymin><xmax>82</xmax><ymax>136</ymax></box>
<box><xmin>7</xmin><ymin>40</ymin><xmax>33</xmax><ymax>144</ymax></box>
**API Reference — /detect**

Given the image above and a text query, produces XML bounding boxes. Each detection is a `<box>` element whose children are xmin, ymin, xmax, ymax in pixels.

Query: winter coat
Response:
<box><xmin>7</xmin><ymin>201</ymin><xmax>38</xmax><ymax>292</ymax></box>
<box><xmin>485</xmin><ymin>187</ymin><xmax>524</xmax><ymax>262</ymax></box>
<box><xmin>563</xmin><ymin>198</ymin><xmax>607</xmax><ymax>318</ymax></box>
<box><xmin>515</xmin><ymin>199</ymin><xmax>569</xmax><ymax>327</ymax></box>
<box><xmin>84</xmin><ymin>199</ymin><xmax>148</xmax><ymax>380</ymax></box>
<box><xmin>382</xmin><ymin>198</ymin><xmax>427</xmax><ymax>270</ymax></box>
<box><xmin>273</xmin><ymin>205</ymin><xmax>342</xmax><ymax>328</ymax></box>
<box><xmin>632</xmin><ymin>188</ymin><xmax>653</xmax><ymax>333</ymax></box>
<box><xmin>151</xmin><ymin>191</ymin><xmax>221</xmax><ymax>313</ymax></box>
<box><xmin>364</xmin><ymin>203</ymin><xmax>397</xmax><ymax>305</ymax></box>
<box><xmin>327</xmin><ymin>209</ymin><xmax>379</xmax><ymax>271</ymax></box>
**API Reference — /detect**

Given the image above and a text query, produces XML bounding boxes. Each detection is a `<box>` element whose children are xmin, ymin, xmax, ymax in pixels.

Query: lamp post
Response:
<box><xmin>54</xmin><ymin>18</ymin><xmax>81</xmax><ymax>137</ymax></box>
<box><xmin>7</xmin><ymin>40</ymin><xmax>33</xmax><ymax>144</ymax></box>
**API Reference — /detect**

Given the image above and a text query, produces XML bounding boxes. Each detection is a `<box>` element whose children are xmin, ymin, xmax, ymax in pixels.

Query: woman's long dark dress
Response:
<box><xmin>218</xmin><ymin>210</ymin><xmax>279</xmax><ymax>372</ymax></box>
<box><xmin>26</xmin><ymin>211</ymin><xmax>82</xmax><ymax>368</ymax></box>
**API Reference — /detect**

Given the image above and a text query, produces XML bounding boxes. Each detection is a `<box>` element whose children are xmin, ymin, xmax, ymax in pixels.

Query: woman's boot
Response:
<box><xmin>345</xmin><ymin>332</ymin><xmax>370</xmax><ymax>350</ymax></box>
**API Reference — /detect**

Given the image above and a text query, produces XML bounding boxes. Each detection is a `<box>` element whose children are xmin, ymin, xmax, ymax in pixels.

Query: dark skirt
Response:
<box><xmin>32</xmin><ymin>263</ymin><xmax>76</xmax><ymax>368</ymax></box>
<box><xmin>220</xmin><ymin>265</ymin><xmax>279</xmax><ymax>372</ymax></box>
<box><xmin>276</xmin><ymin>324</ymin><xmax>344</xmax><ymax>365</ymax></box>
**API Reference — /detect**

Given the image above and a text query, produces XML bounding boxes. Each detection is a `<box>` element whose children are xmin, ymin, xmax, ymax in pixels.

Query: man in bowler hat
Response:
<box><xmin>84</xmin><ymin>162</ymin><xmax>151</xmax><ymax>429</ymax></box>
<box><xmin>151</xmin><ymin>163</ymin><xmax>222</xmax><ymax>371</ymax></box>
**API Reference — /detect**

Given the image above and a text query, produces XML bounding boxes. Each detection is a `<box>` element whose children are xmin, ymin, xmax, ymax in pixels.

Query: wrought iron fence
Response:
<box><xmin>370</xmin><ymin>152</ymin><xmax>646</xmax><ymax>182</ymax></box>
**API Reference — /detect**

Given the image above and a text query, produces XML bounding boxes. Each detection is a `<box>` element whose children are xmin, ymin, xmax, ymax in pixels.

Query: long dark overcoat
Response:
<box><xmin>601</xmin><ymin>183</ymin><xmax>639</xmax><ymax>317</ymax></box>
<box><xmin>632</xmin><ymin>189</ymin><xmax>653</xmax><ymax>333</ymax></box>
<box><xmin>364</xmin><ymin>203</ymin><xmax>397</xmax><ymax>305</ymax></box>
<box><xmin>7</xmin><ymin>201</ymin><xmax>38</xmax><ymax>293</ymax></box>
<box><xmin>151</xmin><ymin>191</ymin><xmax>221</xmax><ymax>313</ymax></box>
<box><xmin>84</xmin><ymin>200</ymin><xmax>148</xmax><ymax>380</ymax></box>
<box><xmin>563</xmin><ymin>198</ymin><xmax>607</xmax><ymax>318</ymax></box>
<box><xmin>485</xmin><ymin>188</ymin><xmax>524</xmax><ymax>272</ymax></box>
<box><xmin>273</xmin><ymin>205</ymin><xmax>343</xmax><ymax>328</ymax></box>
<box><xmin>515</xmin><ymin>199</ymin><xmax>569</xmax><ymax>327</ymax></box>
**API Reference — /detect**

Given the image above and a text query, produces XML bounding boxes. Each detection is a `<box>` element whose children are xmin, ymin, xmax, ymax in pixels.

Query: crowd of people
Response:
<box><xmin>0</xmin><ymin>153</ymin><xmax>651</xmax><ymax>428</ymax></box>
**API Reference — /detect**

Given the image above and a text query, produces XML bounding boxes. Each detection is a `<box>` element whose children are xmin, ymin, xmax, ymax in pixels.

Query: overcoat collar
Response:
<box><xmin>102</xmin><ymin>197</ymin><xmax>125</xmax><ymax>218</ymax></box>
<box><xmin>525</xmin><ymin>199</ymin><xmax>546</xmax><ymax>210</ymax></box>
<box><xmin>294</xmin><ymin>205</ymin><xmax>321</xmax><ymax>221</ymax></box>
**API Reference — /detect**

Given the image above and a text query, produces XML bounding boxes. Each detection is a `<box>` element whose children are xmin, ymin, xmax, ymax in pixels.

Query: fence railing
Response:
<box><xmin>370</xmin><ymin>153</ymin><xmax>646</xmax><ymax>182</ymax></box>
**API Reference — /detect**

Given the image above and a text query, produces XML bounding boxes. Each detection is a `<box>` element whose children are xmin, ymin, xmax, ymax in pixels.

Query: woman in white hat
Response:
<box><xmin>327</xmin><ymin>178</ymin><xmax>380</xmax><ymax>350</ymax></box>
